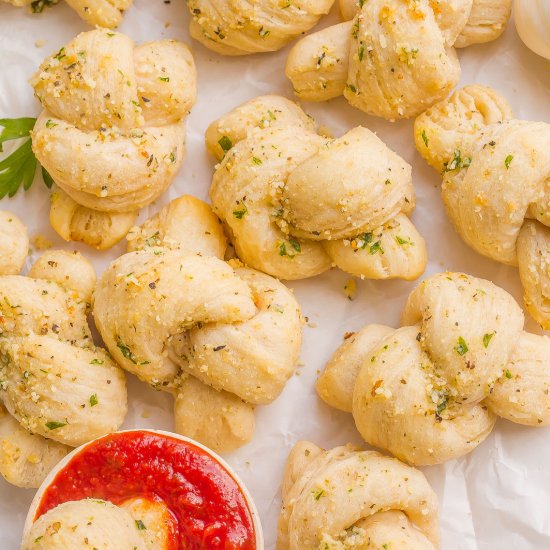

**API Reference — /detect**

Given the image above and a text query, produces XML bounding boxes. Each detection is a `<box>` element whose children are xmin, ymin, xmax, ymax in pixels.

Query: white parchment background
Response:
<box><xmin>0</xmin><ymin>1</ymin><xmax>549</xmax><ymax>548</ymax></box>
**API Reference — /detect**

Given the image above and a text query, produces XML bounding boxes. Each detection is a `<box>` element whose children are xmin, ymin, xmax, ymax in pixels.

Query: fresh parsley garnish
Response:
<box><xmin>0</xmin><ymin>118</ymin><xmax>53</xmax><ymax>199</ymax></box>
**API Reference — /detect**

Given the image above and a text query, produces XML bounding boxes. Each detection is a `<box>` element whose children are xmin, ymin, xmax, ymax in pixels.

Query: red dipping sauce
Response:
<box><xmin>35</xmin><ymin>431</ymin><xmax>257</xmax><ymax>550</ymax></box>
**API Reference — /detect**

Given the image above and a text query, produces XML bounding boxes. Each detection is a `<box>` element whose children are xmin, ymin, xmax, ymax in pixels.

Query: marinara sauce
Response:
<box><xmin>35</xmin><ymin>431</ymin><xmax>257</xmax><ymax>550</ymax></box>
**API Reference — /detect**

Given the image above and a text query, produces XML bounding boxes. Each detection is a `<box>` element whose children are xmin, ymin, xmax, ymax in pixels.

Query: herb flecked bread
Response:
<box><xmin>93</xmin><ymin>195</ymin><xmax>303</xmax><ymax>453</ymax></box>
<box><xmin>278</xmin><ymin>441</ymin><xmax>439</xmax><ymax>549</ymax></box>
<box><xmin>0</xmin><ymin>211</ymin><xmax>28</xmax><ymax>276</ymax></box>
<box><xmin>206</xmin><ymin>95</ymin><xmax>427</xmax><ymax>281</ymax></box>
<box><xmin>185</xmin><ymin>0</ymin><xmax>335</xmax><ymax>55</ymax></box>
<box><xmin>286</xmin><ymin>0</ymin><xmax>511</xmax><ymax>120</ymax></box>
<box><xmin>414</xmin><ymin>84</ymin><xmax>550</xmax><ymax>329</ymax></box>
<box><xmin>30</xmin><ymin>28</ymin><xmax>197</xmax><ymax>250</ymax></box>
<box><xmin>23</xmin><ymin>499</ymin><xmax>157</xmax><ymax>550</ymax></box>
<box><xmin>0</xmin><ymin>212</ymin><xmax>127</xmax><ymax>488</ymax></box>
<box><xmin>317</xmin><ymin>272</ymin><xmax>550</xmax><ymax>465</ymax></box>
<box><xmin>3</xmin><ymin>0</ymin><xmax>133</xmax><ymax>28</ymax></box>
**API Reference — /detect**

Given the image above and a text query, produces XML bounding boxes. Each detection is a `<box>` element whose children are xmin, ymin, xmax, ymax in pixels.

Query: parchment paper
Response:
<box><xmin>0</xmin><ymin>1</ymin><xmax>549</xmax><ymax>548</ymax></box>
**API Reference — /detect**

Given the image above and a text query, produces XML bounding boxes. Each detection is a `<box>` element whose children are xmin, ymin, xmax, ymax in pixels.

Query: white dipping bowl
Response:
<box><xmin>22</xmin><ymin>429</ymin><xmax>264</xmax><ymax>549</ymax></box>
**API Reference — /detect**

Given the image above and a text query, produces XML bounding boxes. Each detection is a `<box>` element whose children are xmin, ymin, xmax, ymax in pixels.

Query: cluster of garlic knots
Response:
<box><xmin>31</xmin><ymin>28</ymin><xmax>197</xmax><ymax>250</ymax></box>
<box><xmin>286</xmin><ymin>0</ymin><xmax>512</xmax><ymax>119</ymax></box>
<box><xmin>186</xmin><ymin>0</ymin><xmax>335</xmax><ymax>55</ymax></box>
<box><xmin>415</xmin><ymin>84</ymin><xmax>550</xmax><ymax>329</ymax></box>
<box><xmin>93</xmin><ymin>195</ymin><xmax>303</xmax><ymax>453</ymax></box>
<box><xmin>207</xmin><ymin>95</ymin><xmax>427</xmax><ymax>281</ymax></box>
<box><xmin>4</xmin><ymin>0</ymin><xmax>133</xmax><ymax>28</ymax></box>
<box><xmin>0</xmin><ymin>212</ymin><xmax>127</xmax><ymax>489</ymax></box>
<box><xmin>278</xmin><ymin>441</ymin><xmax>439</xmax><ymax>549</ymax></box>
<box><xmin>318</xmin><ymin>272</ymin><xmax>550</xmax><ymax>465</ymax></box>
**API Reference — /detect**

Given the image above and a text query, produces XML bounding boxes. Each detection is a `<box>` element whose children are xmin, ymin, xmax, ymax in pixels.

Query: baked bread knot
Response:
<box><xmin>207</xmin><ymin>95</ymin><xmax>427</xmax><ymax>281</ymax></box>
<box><xmin>0</xmin><ymin>239</ymin><xmax>127</xmax><ymax>488</ymax></box>
<box><xmin>277</xmin><ymin>441</ymin><xmax>439</xmax><ymax>549</ymax></box>
<box><xmin>0</xmin><ymin>211</ymin><xmax>28</xmax><ymax>276</ymax></box>
<box><xmin>3</xmin><ymin>0</ymin><xmax>133</xmax><ymax>28</ymax></box>
<box><xmin>318</xmin><ymin>272</ymin><xmax>550</xmax><ymax>465</ymax></box>
<box><xmin>31</xmin><ymin>29</ymin><xmax>197</xmax><ymax>249</ymax></box>
<box><xmin>186</xmin><ymin>0</ymin><xmax>335</xmax><ymax>55</ymax></box>
<box><xmin>22</xmin><ymin>498</ymin><xmax>176</xmax><ymax>550</ymax></box>
<box><xmin>94</xmin><ymin>195</ymin><xmax>303</xmax><ymax>453</ymax></box>
<box><xmin>415</xmin><ymin>85</ymin><xmax>550</xmax><ymax>329</ymax></box>
<box><xmin>286</xmin><ymin>0</ymin><xmax>511</xmax><ymax>119</ymax></box>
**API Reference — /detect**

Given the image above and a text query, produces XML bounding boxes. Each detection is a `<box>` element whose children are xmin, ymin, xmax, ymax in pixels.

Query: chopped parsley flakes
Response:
<box><xmin>45</xmin><ymin>421</ymin><xmax>66</xmax><ymax>430</ymax></box>
<box><xmin>444</xmin><ymin>150</ymin><xmax>471</xmax><ymax>172</ymax></box>
<box><xmin>455</xmin><ymin>336</ymin><xmax>469</xmax><ymax>356</ymax></box>
<box><xmin>483</xmin><ymin>332</ymin><xmax>494</xmax><ymax>348</ymax></box>
<box><xmin>218</xmin><ymin>135</ymin><xmax>233</xmax><ymax>153</ymax></box>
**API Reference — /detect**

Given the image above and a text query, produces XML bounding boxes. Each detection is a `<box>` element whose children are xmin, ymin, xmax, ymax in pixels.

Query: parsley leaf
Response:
<box><xmin>0</xmin><ymin>118</ymin><xmax>36</xmax><ymax>148</ymax></box>
<box><xmin>0</xmin><ymin>139</ymin><xmax>36</xmax><ymax>198</ymax></box>
<box><xmin>41</xmin><ymin>166</ymin><xmax>54</xmax><ymax>188</ymax></box>
<box><xmin>0</xmin><ymin>118</ymin><xmax>53</xmax><ymax>198</ymax></box>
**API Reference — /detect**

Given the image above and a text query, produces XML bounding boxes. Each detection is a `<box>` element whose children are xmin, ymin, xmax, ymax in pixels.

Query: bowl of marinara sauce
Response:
<box><xmin>22</xmin><ymin>430</ymin><xmax>263</xmax><ymax>549</ymax></box>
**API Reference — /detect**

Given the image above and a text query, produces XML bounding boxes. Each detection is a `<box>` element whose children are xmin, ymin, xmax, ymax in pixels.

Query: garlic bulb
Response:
<box><xmin>514</xmin><ymin>0</ymin><xmax>550</xmax><ymax>60</ymax></box>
